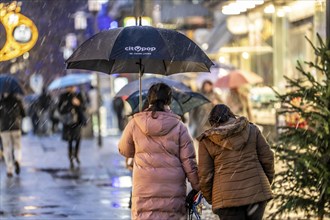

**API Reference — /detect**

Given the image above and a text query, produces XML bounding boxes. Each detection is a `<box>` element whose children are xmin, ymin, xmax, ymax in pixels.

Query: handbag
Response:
<box><xmin>60</xmin><ymin>109</ymin><xmax>78</xmax><ymax>126</ymax></box>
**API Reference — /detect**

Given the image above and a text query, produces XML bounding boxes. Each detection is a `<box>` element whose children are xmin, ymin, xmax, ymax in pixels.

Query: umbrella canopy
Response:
<box><xmin>0</xmin><ymin>75</ymin><xmax>25</xmax><ymax>95</ymax></box>
<box><xmin>214</xmin><ymin>70</ymin><xmax>263</xmax><ymax>89</ymax></box>
<box><xmin>126</xmin><ymin>89</ymin><xmax>210</xmax><ymax>116</ymax></box>
<box><xmin>66</xmin><ymin>26</ymin><xmax>213</xmax><ymax>75</ymax></box>
<box><xmin>48</xmin><ymin>73</ymin><xmax>95</xmax><ymax>91</ymax></box>
<box><xmin>115</xmin><ymin>77</ymin><xmax>191</xmax><ymax>98</ymax></box>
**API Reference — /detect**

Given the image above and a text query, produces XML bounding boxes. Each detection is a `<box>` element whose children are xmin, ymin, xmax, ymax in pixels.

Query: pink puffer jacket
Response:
<box><xmin>119</xmin><ymin>111</ymin><xmax>200</xmax><ymax>220</ymax></box>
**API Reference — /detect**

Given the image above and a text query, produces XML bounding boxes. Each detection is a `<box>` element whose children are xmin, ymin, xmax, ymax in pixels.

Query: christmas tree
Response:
<box><xmin>270</xmin><ymin>34</ymin><xmax>330</xmax><ymax>220</ymax></box>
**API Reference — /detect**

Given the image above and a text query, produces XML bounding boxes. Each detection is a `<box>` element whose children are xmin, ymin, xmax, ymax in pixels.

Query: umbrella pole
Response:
<box><xmin>139</xmin><ymin>59</ymin><xmax>143</xmax><ymax>112</ymax></box>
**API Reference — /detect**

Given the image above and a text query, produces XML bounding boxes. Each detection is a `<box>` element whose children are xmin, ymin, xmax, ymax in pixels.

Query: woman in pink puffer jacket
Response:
<box><xmin>118</xmin><ymin>83</ymin><xmax>200</xmax><ymax>220</ymax></box>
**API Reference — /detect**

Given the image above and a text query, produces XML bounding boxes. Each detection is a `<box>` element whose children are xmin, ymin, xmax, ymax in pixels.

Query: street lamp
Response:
<box><xmin>88</xmin><ymin>0</ymin><xmax>106</xmax><ymax>147</ymax></box>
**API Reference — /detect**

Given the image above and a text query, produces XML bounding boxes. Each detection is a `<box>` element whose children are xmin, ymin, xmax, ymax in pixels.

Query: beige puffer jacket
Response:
<box><xmin>197</xmin><ymin>117</ymin><xmax>274</xmax><ymax>211</ymax></box>
<box><xmin>119</xmin><ymin>111</ymin><xmax>200</xmax><ymax>220</ymax></box>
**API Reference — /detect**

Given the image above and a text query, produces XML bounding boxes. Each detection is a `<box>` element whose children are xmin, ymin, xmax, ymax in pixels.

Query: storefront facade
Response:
<box><xmin>207</xmin><ymin>0</ymin><xmax>327</xmax><ymax>90</ymax></box>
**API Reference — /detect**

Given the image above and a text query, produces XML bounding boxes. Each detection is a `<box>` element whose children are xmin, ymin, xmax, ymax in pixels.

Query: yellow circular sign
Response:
<box><xmin>0</xmin><ymin>2</ymin><xmax>38</xmax><ymax>62</ymax></box>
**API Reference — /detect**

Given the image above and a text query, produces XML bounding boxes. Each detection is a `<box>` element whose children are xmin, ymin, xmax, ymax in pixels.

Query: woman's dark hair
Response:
<box><xmin>208</xmin><ymin>104</ymin><xmax>236</xmax><ymax>126</ymax></box>
<box><xmin>201</xmin><ymin>80</ymin><xmax>213</xmax><ymax>93</ymax></box>
<box><xmin>146</xmin><ymin>83</ymin><xmax>172</xmax><ymax>118</ymax></box>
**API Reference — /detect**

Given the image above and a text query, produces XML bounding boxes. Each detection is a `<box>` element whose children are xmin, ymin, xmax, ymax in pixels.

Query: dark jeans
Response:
<box><xmin>215</xmin><ymin>201</ymin><xmax>267</xmax><ymax>220</ymax></box>
<box><xmin>68</xmin><ymin>139</ymin><xmax>81</xmax><ymax>161</ymax></box>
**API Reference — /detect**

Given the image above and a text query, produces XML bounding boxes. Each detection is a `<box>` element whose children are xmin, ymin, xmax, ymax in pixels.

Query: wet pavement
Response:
<box><xmin>0</xmin><ymin>133</ymin><xmax>219</xmax><ymax>220</ymax></box>
<box><xmin>0</xmin><ymin>134</ymin><xmax>132</xmax><ymax>220</ymax></box>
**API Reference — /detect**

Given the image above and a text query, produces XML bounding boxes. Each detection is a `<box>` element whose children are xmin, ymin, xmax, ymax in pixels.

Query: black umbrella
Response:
<box><xmin>115</xmin><ymin>77</ymin><xmax>191</xmax><ymax>98</ymax></box>
<box><xmin>0</xmin><ymin>75</ymin><xmax>25</xmax><ymax>95</ymax></box>
<box><xmin>66</xmin><ymin>25</ymin><xmax>213</xmax><ymax>110</ymax></box>
<box><xmin>126</xmin><ymin>89</ymin><xmax>210</xmax><ymax>116</ymax></box>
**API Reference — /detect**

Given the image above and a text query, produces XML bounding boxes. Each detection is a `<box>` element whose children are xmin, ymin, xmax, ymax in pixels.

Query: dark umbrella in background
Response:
<box><xmin>66</xmin><ymin>23</ymin><xmax>213</xmax><ymax>111</ymax></box>
<box><xmin>126</xmin><ymin>89</ymin><xmax>210</xmax><ymax>116</ymax></box>
<box><xmin>0</xmin><ymin>75</ymin><xmax>25</xmax><ymax>95</ymax></box>
<box><xmin>115</xmin><ymin>77</ymin><xmax>192</xmax><ymax>98</ymax></box>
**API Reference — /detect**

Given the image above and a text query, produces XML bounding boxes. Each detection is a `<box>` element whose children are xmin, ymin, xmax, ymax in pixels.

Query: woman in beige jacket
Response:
<box><xmin>118</xmin><ymin>83</ymin><xmax>200</xmax><ymax>220</ymax></box>
<box><xmin>197</xmin><ymin>104</ymin><xmax>274</xmax><ymax>220</ymax></box>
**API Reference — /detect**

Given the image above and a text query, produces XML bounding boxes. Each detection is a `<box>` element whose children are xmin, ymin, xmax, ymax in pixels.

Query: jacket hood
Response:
<box><xmin>133</xmin><ymin>111</ymin><xmax>181</xmax><ymax>136</ymax></box>
<box><xmin>197</xmin><ymin>117</ymin><xmax>250</xmax><ymax>150</ymax></box>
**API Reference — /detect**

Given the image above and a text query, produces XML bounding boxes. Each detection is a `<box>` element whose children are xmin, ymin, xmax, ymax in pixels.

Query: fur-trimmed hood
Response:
<box><xmin>197</xmin><ymin>117</ymin><xmax>250</xmax><ymax>150</ymax></box>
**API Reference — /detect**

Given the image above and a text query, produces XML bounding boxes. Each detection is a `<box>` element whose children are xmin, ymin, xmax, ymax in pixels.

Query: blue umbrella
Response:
<box><xmin>126</xmin><ymin>89</ymin><xmax>210</xmax><ymax>116</ymax></box>
<box><xmin>48</xmin><ymin>73</ymin><xmax>95</xmax><ymax>91</ymax></box>
<box><xmin>0</xmin><ymin>75</ymin><xmax>25</xmax><ymax>95</ymax></box>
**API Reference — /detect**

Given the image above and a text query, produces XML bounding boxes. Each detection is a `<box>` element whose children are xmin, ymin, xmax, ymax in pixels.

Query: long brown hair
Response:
<box><xmin>146</xmin><ymin>83</ymin><xmax>172</xmax><ymax>119</ymax></box>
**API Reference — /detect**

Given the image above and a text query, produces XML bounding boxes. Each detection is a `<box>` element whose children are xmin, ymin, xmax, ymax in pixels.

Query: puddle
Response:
<box><xmin>111</xmin><ymin>176</ymin><xmax>132</xmax><ymax>188</ymax></box>
<box><xmin>19</xmin><ymin>213</ymin><xmax>37</xmax><ymax>217</ymax></box>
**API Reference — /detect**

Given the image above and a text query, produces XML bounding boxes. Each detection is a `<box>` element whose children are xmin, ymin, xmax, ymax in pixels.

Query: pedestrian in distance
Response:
<box><xmin>189</xmin><ymin>80</ymin><xmax>223</xmax><ymax>139</ymax></box>
<box><xmin>197</xmin><ymin>104</ymin><xmax>275</xmax><ymax>220</ymax></box>
<box><xmin>118</xmin><ymin>83</ymin><xmax>200</xmax><ymax>220</ymax></box>
<box><xmin>226</xmin><ymin>86</ymin><xmax>254</xmax><ymax>122</ymax></box>
<box><xmin>58</xmin><ymin>86</ymin><xmax>87</xmax><ymax>169</ymax></box>
<box><xmin>36</xmin><ymin>87</ymin><xmax>53</xmax><ymax>135</ymax></box>
<box><xmin>112</xmin><ymin>96</ymin><xmax>125</xmax><ymax>131</ymax></box>
<box><xmin>0</xmin><ymin>93</ymin><xmax>26</xmax><ymax>177</ymax></box>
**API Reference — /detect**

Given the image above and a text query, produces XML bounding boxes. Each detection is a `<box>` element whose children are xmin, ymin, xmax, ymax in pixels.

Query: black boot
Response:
<box><xmin>14</xmin><ymin>161</ymin><xmax>20</xmax><ymax>175</ymax></box>
<box><xmin>68</xmin><ymin>141</ymin><xmax>74</xmax><ymax>169</ymax></box>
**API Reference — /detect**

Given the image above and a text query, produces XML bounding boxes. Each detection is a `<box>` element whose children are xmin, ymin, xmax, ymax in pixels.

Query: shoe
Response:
<box><xmin>7</xmin><ymin>172</ymin><xmax>13</xmax><ymax>177</ymax></box>
<box><xmin>14</xmin><ymin>161</ymin><xmax>20</xmax><ymax>175</ymax></box>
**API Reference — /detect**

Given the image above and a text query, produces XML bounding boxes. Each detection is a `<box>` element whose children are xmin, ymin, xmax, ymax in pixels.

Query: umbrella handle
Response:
<box><xmin>139</xmin><ymin>72</ymin><xmax>142</xmax><ymax>112</ymax></box>
<box><xmin>138</xmin><ymin>58</ymin><xmax>144</xmax><ymax>112</ymax></box>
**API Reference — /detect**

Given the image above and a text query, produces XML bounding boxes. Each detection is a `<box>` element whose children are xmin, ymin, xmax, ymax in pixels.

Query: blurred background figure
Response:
<box><xmin>0</xmin><ymin>93</ymin><xmax>26</xmax><ymax>177</ymax></box>
<box><xmin>35</xmin><ymin>87</ymin><xmax>53</xmax><ymax>135</ymax></box>
<box><xmin>87</xmin><ymin>85</ymin><xmax>99</xmax><ymax>136</ymax></box>
<box><xmin>49</xmin><ymin>96</ymin><xmax>61</xmax><ymax>134</ymax></box>
<box><xmin>58</xmin><ymin>86</ymin><xmax>87</xmax><ymax>169</ymax></box>
<box><xmin>189</xmin><ymin>80</ymin><xmax>223</xmax><ymax>139</ymax></box>
<box><xmin>112</xmin><ymin>96</ymin><xmax>126</xmax><ymax>132</ymax></box>
<box><xmin>226</xmin><ymin>86</ymin><xmax>254</xmax><ymax>122</ymax></box>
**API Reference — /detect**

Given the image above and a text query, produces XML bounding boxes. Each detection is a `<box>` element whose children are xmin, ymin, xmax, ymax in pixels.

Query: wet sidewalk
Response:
<box><xmin>0</xmin><ymin>133</ymin><xmax>219</xmax><ymax>220</ymax></box>
<box><xmin>0</xmin><ymin>134</ymin><xmax>132</xmax><ymax>220</ymax></box>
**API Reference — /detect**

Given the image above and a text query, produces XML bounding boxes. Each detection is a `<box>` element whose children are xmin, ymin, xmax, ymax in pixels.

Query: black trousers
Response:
<box><xmin>215</xmin><ymin>201</ymin><xmax>267</xmax><ymax>220</ymax></box>
<box><xmin>68</xmin><ymin>139</ymin><xmax>80</xmax><ymax>161</ymax></box>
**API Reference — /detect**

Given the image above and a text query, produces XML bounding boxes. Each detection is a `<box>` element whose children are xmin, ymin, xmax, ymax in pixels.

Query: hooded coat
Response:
<box><xmin>197</xmin><ymin>117</ymin><xmax>274</xmax><ymax>211</ymax></box>
<box><xmin>118</xmin><ymin>111</ymin><xmax>200</xmax><ymax>220</ymax></box>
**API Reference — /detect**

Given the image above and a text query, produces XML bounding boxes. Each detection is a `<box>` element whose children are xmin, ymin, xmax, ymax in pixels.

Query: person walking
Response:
<box><xmin>197</xmin><ymin>104</ymin><xmax>274</xmax><ymax>220</ymax></box>
<box><xmin>112</xmin><ymin>96</ymin><xmax>125</xmax><ymax>131</ymax></box>
<box><xmin>190</xmin><ymin>80</ymin><xmax>222</xmax><ymax>139</ymax></box>
<box><xmin>36</xmin><ymin>87</ymin><xmax>53</xmax><ymax>135</ymax></box>
<box><xmin>58</xmin><ymin>86</ymin><xmax>86</xmax><ymax>169</ymax></box>
<box><xmin>118</xmin><ymin>83</ymin><xmax>200</xmax><ymax>220</ymax></box>
<box><xmin>226</xmin><ymin>86</ymin><xmax>254</xmax><ymax>122</ymax></box>
<box><xmin>0</xmin><ymin>93</ymin><xmax>26</xmax><ymax>177</ymax></box>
